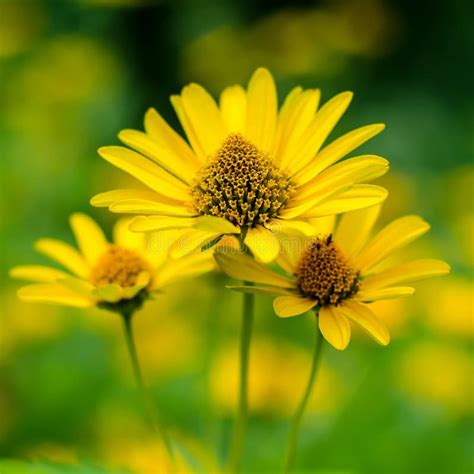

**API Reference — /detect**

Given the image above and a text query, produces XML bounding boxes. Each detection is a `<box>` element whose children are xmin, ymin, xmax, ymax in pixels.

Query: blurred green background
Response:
<box><xmin>0</xmin><ymin>0</ymin><xmax>472</xmax><ymax>473</ymax></box>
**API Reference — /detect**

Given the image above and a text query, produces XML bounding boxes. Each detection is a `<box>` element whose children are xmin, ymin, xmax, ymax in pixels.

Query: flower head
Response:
<box><xmin>10</xmin><ymin>213</ymin><xmax>214</xmax><ymax>314</ymax></box>
<box><xmin>215</xmin><ymin>205</ymin><xmax>450</xmax><ymax>350</ymax></box>
<box><xmin>91</xmin><ymin>67</ymin><xmax>389</xmax><ymax>263</ymax></box>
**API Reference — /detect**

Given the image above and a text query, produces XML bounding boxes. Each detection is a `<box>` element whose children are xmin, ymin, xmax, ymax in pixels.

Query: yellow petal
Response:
<box><xmin>318</xmin><ymin>305</ymin><xmax>351</xmax><ymax>350</ymax></box>
<box><xmin>277</xmin><ymin>88</ymin><xmax>321</xmax><ymax>168</ymax></box>
<box><xmin>246</xmin><ymin>68</ymin><xmax>277</xmax><ymax>153</ymax></box>
<box><xmin>275</xmin><ymin>237</ymin><xmax>304</xmax><ymax>274</ymax></box>
<box><xmin>214</xmin><ymin>251</ymin><xmax>294</xmax><ymax>288</ymax></box>
<box><xmin>357</xmin><ymin>215</ymin><xmax>431</xmax><ymax>273</ymax></box>
<box><xmin>227</xmin><ymin>285</ymin><xmax>294</xmax><ymax>296</ymax></box>
<box><xmin>90</xmin><ymin>188</ymin><xmax>181</xmax><ymax>208</ymax></box>
<box><xmin>335</xmin><ymin>204</ymin><xmax>382</xmax><ymax>257</ymax></box>
<box><xmin>306</xmin><ymin>215</ymin><xmax>337</xmax><ymax>235</ymax></box>
<box><xmin>302</xmin><ymin>185</ymin><xmax>388</xmax><ymax>218</ymax></box>
<box><xmin>179</xmin><ymin>83</ymin><xmax>226</xmax><ymax>156</ymax></box>
<box><xmin>277</xmin><ymin>86</ymin><xmax>302</xmax><ymax>122</ymax></box>
<box><xmin>98</xmin><ymin>146</ymin><xmax>190</xmax><ymax>201</ymax></box>
<box><xmin>10</xmin><ymin>265</ymin><xmax>70</xmax><ymax>282</ymax></box>
<box><xmin>357</xmin><ymin>286</ymin><xmax>415</xmax><ymax>302</ymax></box>
<box><xmin>110</xmin><ymin>199</ymin><xmax>196</xmax><ymax>216</ymax></box>
<box><xmin>297</xmin><ymin>154</ymin><xmax>389</xmax><ymax>200</ymax></box>
<box><xmin>34</xmin><ymin>239</ymin><xmax>89</xmax><ymax>278</ymax></box>
<box><xmin>118</xmin><ymin>129</ymin><xmax>197</xmax><ymax>182</ymax></box>
<box><xmin>272</xmin><ymin>85</ymin><xmax>301</xmax><ymax>156</ymax></box>
<box><xmin>362</xmin><ymin>259</ymin><xmax>451</xmax><ymax>290</ymax></box>
<box><xmin>156</xmin><ymin>254</ymin><xmax>215</xmax><ymax>288</ymax></box>
<box><xmin>170</xmin><ymin>228</ymin><xmax>220</xmax><ymax>258</ymax></box>
<box><xmin>214</xmin><ymin>234</ymin><xmax>241</xmax><ymax>252</ymax></box>
<box><xmin>220</xmin><ymin>85</ymin><xmax>247</xmax><ymax>133</ymax></box>
<box><xmin>244</xmin><ymin>226</ymin><xmax>280</xmax><ymax>263</ymax></box>
<box><xmin>112</xmin><ymin>218</ymin><xmax>146</xmax><ymax>250</ymax></box>
<box><xmin>122</xmin><ymin>272</ymin><xmax>151</xmax><ymax>299</ymax></box>
<box><xmin>70</xmin><ymin>213</ymin><xmax>108</xmax><ymax>265</ymax></box>
<box><xmin>129</xmin><ymin>216</ymin><xmax>197</xmax><ymax>232</ymax></box>
<box><xmin>17</xmin><ymin>283</ymin><xmax>93</xmax><ymax>308</ymax></box>
<box><xmin>267</xmin><ymin>220</ymin><xmax>318</xmax><ymax>236</ymax></box>
<box><xmin>290</xmin><ymin>91</ymin><xmax>353</xmax><ymax>175</ymax></box>
<box><xmin>60</xmin><ymin>277</ymin><xmax>96</xmax><ymax>299</ymax></box>
<box><xmin>144</xmin><ymin>107</ymin><xmax>197</xmax><ymax>165</ymax></box>
<box><xmin>296</xmin><ymin>123</ymin><xmax>385</xmax><ymax>183</ymax></box>
<box><xmin>92</xmin><ymin>284</ymin><xmax>123</xmax><ymax>303</ymax></box>
<box><xmin>170</xmin><ymin>95</ymin><xmax>205</xmax><ymax>161</ymax></box>
<box><xmin>273</xmin><ymin>295</ymin><xmax>317</xmax><ymax>317</ymax></box>
<box><xmin>341</xmin><ymin>300</ymin><xmax>390</xmax><ymax>345</ymax></box>
<box><xmin>194</xmin><ymin>216</ymin><xmax>240</xmax><ymax>234</ymax></box>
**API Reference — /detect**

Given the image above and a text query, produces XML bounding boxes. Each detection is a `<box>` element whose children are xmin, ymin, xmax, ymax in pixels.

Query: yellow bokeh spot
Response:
<box><xmin>209</xmin><ymin>339</ymin><xmax>343</xmax><ymax>417</ymax></box>
<box><xmin>114</xmin><ymin>298</ymin><xmax>203</xmax><ymax>378</ymax></box>
<box><xmin>396</xmin><ymin>342</ymin><xmax>473</xmax><ymax>417</ymax></box>
<box><xmin>419</xmin><ymin>277</ymin><xmax>474</xmax><ymax>338</ymax></box>
<box><xmin>1</xmin><ymin>290</ymin><xmax>64</xmax><ymax>355</ymax></box>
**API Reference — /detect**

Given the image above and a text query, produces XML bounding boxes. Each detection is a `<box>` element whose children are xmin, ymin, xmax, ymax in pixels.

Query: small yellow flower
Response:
<box><xmin>91</xmin><ymin>67</ymin><xmax>389</xmax><ymax>263</ymax></box>
<box><xmin>216</xmin><ymin>204</ymin><xmax>450</xmax><ymax>350</ymax></box>
<box><xmin>10</xmin><ymin>213</ymin><xmax>214</xmax><ymax>312</ymax></box>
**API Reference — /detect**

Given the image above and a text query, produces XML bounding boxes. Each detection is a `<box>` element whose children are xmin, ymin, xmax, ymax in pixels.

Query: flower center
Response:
<box><xmin>191</xmin><ymin>134</ymin><xmax>295</xmax><ymax>228</ymax></box>
<box><xmin>90</xmin><ymin>245</ymin><xmax>150</xmax><ymax>288</ymax></box>
<box><xmin>295</xmin><ymin>235</ymin><xmax>360</xmax><ymax>306</ymax></box>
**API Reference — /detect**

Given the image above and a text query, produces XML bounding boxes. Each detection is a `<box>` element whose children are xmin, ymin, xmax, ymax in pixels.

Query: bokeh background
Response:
<box><xmin>1</xmin><ymin>0</ymin><xmax>473</xmax><ymax>473</ymax></box>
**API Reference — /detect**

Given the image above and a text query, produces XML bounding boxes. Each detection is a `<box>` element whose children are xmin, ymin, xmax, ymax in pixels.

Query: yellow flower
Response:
<box><xmin>91</xmin><ymin>67</ymin><xmax>389</xmax><ymax>263</ymax></box>
<box><xmin>10</xmin><ymin>213</ymin><xmax>214</xmax><ymax>312</ymax></box>
<box><xmin>215</xmin><ymin>204</ymin><xmax>450</xmax><ymax>350</ymax></box>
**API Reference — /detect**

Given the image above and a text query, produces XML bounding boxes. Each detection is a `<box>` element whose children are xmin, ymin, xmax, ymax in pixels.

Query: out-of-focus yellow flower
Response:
<box><xmin>101</xmin><ymin>438</ymin><xmax>190</xmax><ymax>474</ymax></box>
<box><xmin>217</xmin><ymin>204</ymin><xmax>450</xmax><ymax>350</ymax></box>
<box><xmin>450</xmin><ymin>213</ymin><xmax>474</xmax><ymax>268</ymax></box>
<box><xmin>10</xmin><ymin>213</ymin><xmax>214</xmax><ymax>314</ymax></box>
<box><xmin>98</xmin><ymin>433</ymin><xmax>220</xmax><ymax>474</ymax></box>
<box><xmin>418</xmin><ymin>277</ymin><xmax>474</xmax><ymax>338</ymax></box>
<box><xmin>93</xmin><ymin>67</ymin><xmax>389</xmax><ymax>263</ymax></box>
<box><xmin>181</xmin><ymin>0</ymin><xmax>399</xmax><ymax>90</ymax></box>
<box><xmin>1</xmin><ymin>291</ymin><xmax>64</xmax><ymax>355</ymax></box>
<box><xmin>396</xmin><ymin>342</ymin><xmax>473</xmax><ymax>417</ymax></box>
<box><xmin>210</xmin><ymin>339</ymin><xmax>343</xmax><ymax>416</ymax></box>
<box><xmin>375</xmin><ymin>171</ymin><xmax>418</xmax><ymax>222</ymax></box>
<box><xmin>3</xmin><ymin>35</ymin><xmax>124</xmax><ymax>139</ymax></box>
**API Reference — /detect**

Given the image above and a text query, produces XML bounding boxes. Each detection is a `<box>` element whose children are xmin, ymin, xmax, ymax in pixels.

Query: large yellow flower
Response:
<box><xmin>215</xmin><ymin>205</ymin><xmax>450</xmax><ymax>350</ymax></box>
<box><xmin>91</xmin><ymin>67</ymin><xmax>389</xmax><ymax>263</ymax></box>
<box><xmin>10</xmin><ymin>213</ymin><xmax>214</xmax><ymax>311</ymax></box>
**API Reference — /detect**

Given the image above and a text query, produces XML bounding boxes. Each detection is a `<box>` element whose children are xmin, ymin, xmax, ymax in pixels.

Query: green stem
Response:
<box><xmin>229</xmin><ymin>288</ymin><xmax>254</xmax><ymax>474</ymax></box>
<box><xmin>121</xmin><ymin>312</ymin><xmax>175</xmax><ymax>462</ymax></box>
<box><xmin>283</xmin><ymin>317</ymin><xmax>324</xmax><ymax>473</ymax></box>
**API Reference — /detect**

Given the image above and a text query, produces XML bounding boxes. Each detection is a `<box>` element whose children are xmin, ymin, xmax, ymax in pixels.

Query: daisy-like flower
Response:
<box><xmin>91</xmin><ymin>67</ymin><xmax>389</xmax><ymax>262</ymax></box>
<box><xmin>215</xmin><ymin>205</ymin><xmax>451</xmax><ymax>350</ymax></box>
<box><xmin>10</xmin><ymin>213</ymin><xmax>214</xmax><ymax>313</ymax></box>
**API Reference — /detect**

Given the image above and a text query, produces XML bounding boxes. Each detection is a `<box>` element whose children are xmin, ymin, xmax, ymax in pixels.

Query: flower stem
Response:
<box><xmin>229</xmin><ymin>288</ymin><xmax>254</xmax><ymax>474</ymax></box>
<box><xmin>121</xmin><ymin>311</ymin><xmax>175</xmax><ymax>462</ymax></box>
<box><xmin>283</xmin><ymin>318</ymin><xmax>324</xmax><ymax>473</ymax></box>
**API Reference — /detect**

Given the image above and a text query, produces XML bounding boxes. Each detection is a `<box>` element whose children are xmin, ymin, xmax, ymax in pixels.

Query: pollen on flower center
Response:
<box><xmin>295</xmin><ymin>236</ymin><xmax>360</xmax><ymax>306</ymax></box>
<box><xmin>191</xmin><ymin>134</ymin><xmax>295</xmax><ymax>228</ymax></box>
<box><xmin>90</xmin><ymin>245</ymin><xmax>150</xmax><ymax>288</ymax></box>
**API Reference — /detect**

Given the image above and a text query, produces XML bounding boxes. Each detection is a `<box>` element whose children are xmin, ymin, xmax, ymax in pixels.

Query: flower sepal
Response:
<box><xmin>97</xmin><ymin>288</ymin><xmax>150</xmax><ymax>317</ymax></box>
